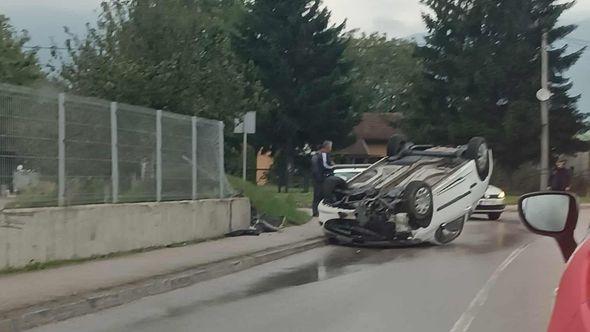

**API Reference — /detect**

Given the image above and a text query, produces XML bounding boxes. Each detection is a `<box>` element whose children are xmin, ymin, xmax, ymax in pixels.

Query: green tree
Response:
<box><xmin>345</xmin><ymin>33</ymin><xmax>421</xmax><ymax>113</ymax></box>
<box><xmin>56</xmin><ymin>0</ymin><xmax>266</xmax><ymax>123</ymax></box>
<box><xmin>0</xmin><ymin>15</ymin><xmax>42</xmax><ymax>85</ymax></box>
<box><xmin>233</xmin><ymin>0</ymin><xmax>355</xmax><ymax>189</ymax></box>
<box><xmin>404</xmin><ymin>0</ymin><xmax>588</xmax><ymax>170</ymax></box>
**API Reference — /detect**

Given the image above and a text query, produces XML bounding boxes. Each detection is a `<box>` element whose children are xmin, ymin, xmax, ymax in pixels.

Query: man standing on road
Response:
<box><xmin>311</xmin><ymin>141</ymin><xmax>335</xmax><ymax>217</ymax></box>
<box><xmin>548</xmin><ymin>157</ymin><xmax>571</xmax><ymax>191</ymax></box>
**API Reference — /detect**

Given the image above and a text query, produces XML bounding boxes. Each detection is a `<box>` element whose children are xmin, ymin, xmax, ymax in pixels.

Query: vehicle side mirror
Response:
<box><xmin>518</xmin><ymin>192</ymin><xmax>579</xmax><ymax>261</ymax></box>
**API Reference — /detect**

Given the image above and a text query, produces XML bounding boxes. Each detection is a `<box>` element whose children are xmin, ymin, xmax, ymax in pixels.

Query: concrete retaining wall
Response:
<box><xmin>0</xmin><ymin>198</ymin><xmax>250</xmax><ymax>270</ymax></box>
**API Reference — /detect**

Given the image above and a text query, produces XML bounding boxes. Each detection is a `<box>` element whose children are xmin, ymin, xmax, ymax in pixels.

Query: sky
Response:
<box><xmin>1</xmin><ymin>0</ymin><xmax>589</xmax><ymax>43</ymax></box>
<box><xmin>0</xmin><ymin>0</ymin><xmax>589</xmax><ymax>110</ymax></box>
<box><xmin>323</xmin><ymin>0</ymin><xmax>590</xmax><ymax>36</ymax></box>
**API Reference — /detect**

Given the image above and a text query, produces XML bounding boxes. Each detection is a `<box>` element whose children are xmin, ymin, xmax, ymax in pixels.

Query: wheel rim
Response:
<box><xmin>414</xmin><ymin>187</ymin><xmax>431</xmax><ymax>215</ymax></box>
<box><xmin>437</xmin><ymin>227</ymin><xmax>460</xmax><ymax>243</ymax></box>
<box><xmin>476</xmin><ymin>143</ymin><xmax>488</xmax><ymax>170</ymax></box>
<box><xmin>436</xmin><ymin>219</ymin><xmax>464</xmax><ymax>243</ymax></box>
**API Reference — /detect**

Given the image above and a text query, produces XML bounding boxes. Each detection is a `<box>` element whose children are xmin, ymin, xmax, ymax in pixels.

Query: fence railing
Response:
<box><xmin>0</xmin><ymin>83</ymin><xmax>232</xmax><ymax>208</ymax></box>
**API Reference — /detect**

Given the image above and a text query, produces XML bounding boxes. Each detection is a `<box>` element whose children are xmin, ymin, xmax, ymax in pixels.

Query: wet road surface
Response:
<box><xmin>32</xmin><ymin>211</ymin><xmax>588</xmax><ymax>332</ymax></box>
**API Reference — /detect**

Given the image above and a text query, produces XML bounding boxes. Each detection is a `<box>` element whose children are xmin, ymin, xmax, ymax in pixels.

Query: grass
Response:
<box><xmin>228</xmin><ymin>177</ymin><xmax>311</xmax><ymax>225</ymax></box>
<box><xmin>256</xmin><ymin>185</ymin><xmax>313</xmax><ymax>209</ymax></box>
<box><xmin>505</xmin><ymin>195</ymin><xmax>520</xmax><ymax>205</ymax></box>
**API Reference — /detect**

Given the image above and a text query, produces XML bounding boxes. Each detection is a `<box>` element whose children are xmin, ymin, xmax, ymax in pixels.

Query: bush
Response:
<box><xmin>571</xmin><ymin>175</ymin><xmax>589</xmax><ymax>196</ymax></box>
<box><xmin>492</xmin><ymin>163</ymin><xmax>539</xmax><ymax>195</ymax></box>
<box><xmin>228</xmin><ymin>176</ymin><xmax>310</xmax><ymax>225</ymax></box>
<box><xmin>5</xmin><ymin>181</ymin><xmax>58</xmax><ymax>208</ymax></box>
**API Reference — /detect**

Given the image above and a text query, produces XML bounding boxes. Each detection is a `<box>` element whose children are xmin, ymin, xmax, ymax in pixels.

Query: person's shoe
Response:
<box><xmin>312</xmin><ymin>213</ymin><xmax>319</xmax><ymax>217</ymax></box>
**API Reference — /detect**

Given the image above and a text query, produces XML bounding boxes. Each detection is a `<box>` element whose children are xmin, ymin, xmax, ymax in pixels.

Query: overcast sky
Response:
<box><xmin>1</xmin><ymin>0</ymin><xmax>589</xmax><ymax>112</ymax></box>
<box><xmin>1</xmin><ymin>0</ymin><xmax>589</xmax><ymax>51</ymax></box>
<box><xmin>324</xmin><ymin>0</ymin><xmax>590</xmax><ymax>37</ymax></box>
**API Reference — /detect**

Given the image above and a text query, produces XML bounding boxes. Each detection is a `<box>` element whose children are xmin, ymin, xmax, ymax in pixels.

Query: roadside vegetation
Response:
<box><xmin>1</xmin><ymin>0</ymin><xmax>588</xmax><ymax>202</ymax></box>
<box><xmin>229</xmin><ymin>177</ymin><xmax>310</xmax><ymax>225</ymax></box>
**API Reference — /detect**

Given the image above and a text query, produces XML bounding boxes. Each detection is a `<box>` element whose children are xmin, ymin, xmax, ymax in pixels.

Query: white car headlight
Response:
<box><xmin>498</xmin><ymin>191</ymin><xmax>506</xmax><ymax>199</ymax></box>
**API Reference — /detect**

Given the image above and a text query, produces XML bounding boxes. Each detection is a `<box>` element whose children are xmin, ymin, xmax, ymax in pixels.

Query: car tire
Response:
<box><xmin>488</xmin><ymin>212</ymin><xmax>502</xmax><ymax>221</ymax></box>
<box><xmin>403</xmin><ymin>181</ymin><xmax>433</xmax><ymax>228</ymax></box>
<box><xmin>433</xmin><ymin>216</ymin><xmax>465</xmax><ymax>245</ymax></box>
<box><xmin>465</xmin><ymin>137</ymin><xmax>490</xmax><ymax>180</ymax></box>
<box><xmin>322</xmin><ymin>176</ymin><xmax>347</xmax><ymax>204</ymax></box>
<box><xmin>387</xmin><ymin>134</ymin><xmax>407</xmax><ymax>157</ymax></box>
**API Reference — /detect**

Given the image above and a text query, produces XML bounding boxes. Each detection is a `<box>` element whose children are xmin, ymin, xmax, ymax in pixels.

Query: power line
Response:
<box><xmin>21</xmin><ymin>45</ymin><xmax>68</xmax><ymax>50</ymax></box>
<box><xmin>20</xmin><ymin>38</ymin><xmax>590</xmax><ymax>50</ymax></box>
<box><xmin>564</xmin><ymin>37</ymin><xmax>590</xmax><ymax>47</ymax></box>
<box><xmin>566</xmin><ymin>36</ymin><xmax>590</xmax><ymax>44</ymax></box>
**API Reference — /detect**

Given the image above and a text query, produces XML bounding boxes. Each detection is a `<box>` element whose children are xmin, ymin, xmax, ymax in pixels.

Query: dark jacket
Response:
<box><xmin>549</xmin><ymin>167</ymin><xmax>571</xmax><ymax>191</ymax></box>
<box><xmin>311</xmin><ymin>152</ymin><xmax>334</xmax><ymax>183</ymax></box>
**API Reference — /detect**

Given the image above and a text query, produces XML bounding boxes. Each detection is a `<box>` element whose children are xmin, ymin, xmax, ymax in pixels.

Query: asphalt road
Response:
<box><xmin>31</xmin><ymin>211</ymin><xmax>589</xmax><ymax>332</ymax></box>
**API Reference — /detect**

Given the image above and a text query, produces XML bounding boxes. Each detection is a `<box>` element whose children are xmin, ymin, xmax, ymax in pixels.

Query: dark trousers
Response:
<box><xmin>312</xmin><ymin>181</ymin><xmax>323</xmax><ymax>217</ymax></box>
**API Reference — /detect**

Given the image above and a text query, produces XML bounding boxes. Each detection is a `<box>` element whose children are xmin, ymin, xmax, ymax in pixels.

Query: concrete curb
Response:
<box><xmin>0</xmin><ymin>237</ymin><xmax>325</xmax><ymax>332</ymax></box>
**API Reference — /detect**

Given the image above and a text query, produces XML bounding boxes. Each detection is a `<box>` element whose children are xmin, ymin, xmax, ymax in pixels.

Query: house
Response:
<box><xmin>337</xmin><ymin>112</ymin><xmax>402</xmax><ymax>163</ymax></box>
<box><xmin>256</xmin><ymin>150</ymin><xmax>274</xmax><ymax>186</ymax></box>
<box><xmin>254</xmin><ymin>112</ymin><xmax>401</xmax><ymax>185</ymax></box>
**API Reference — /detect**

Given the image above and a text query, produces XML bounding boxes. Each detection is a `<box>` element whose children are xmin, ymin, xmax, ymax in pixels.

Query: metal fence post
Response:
<box><xmin>58</xmin><ymin>93</ymin><xmax>66</xmax><ymax>206</ymax></box>
<box><xmin>192</xmin><ymin>116</ymin><xmax>197</xmax><ymax>200</ymax></box>
<box><xmin>156</xmin><ymin>110</ymin><xmax>163</xmax><ymax>202</ymax></box>
<box><xmin>110</xmin><ymin>102</ymin><xmax>119</xmax><ymax>203</ymax></box>
<box><xmin>218</xmin><ymin>121</ymin><xmax>224</xmax><ymax>199</ymax></box>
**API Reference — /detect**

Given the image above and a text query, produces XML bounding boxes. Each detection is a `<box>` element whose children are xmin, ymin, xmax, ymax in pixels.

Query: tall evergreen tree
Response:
<box><xmin>233</xmin><ymin>0</ymin><xmax>355</xmax><ymax>188</ymax></box>
<box><xmin>405</xmin><ymin>0</ymin><xmax>587</xmax><ymax>169</ymax></box>
<box><xmin>345</xmin><ymin>33</ymin><xmax>421</xmax><ymax>113</ymax></box>
<box><xmin>0</xmin><ymin>15</ymin><xmax>42</xmax><ymax>85</ymax></box>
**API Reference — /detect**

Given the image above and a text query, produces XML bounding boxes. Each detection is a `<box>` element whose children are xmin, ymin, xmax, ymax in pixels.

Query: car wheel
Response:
<box><xmin>488</xmin><ymin>212</ymin><xmax>502</xmax><ymax>221</ymax></box>
<box><xmin>433</xmin><ymin>216</ymin><xmax>465</xmax><ymax>245</ymax></box>
<box><xmin>403</xmin><ymin>181</ymin><xmax>433</xmax><ymax>228</ymax></box>
<box><xmin>465</xmin><ymin>137</ymin><xmax>490</xmax><ymax>180</ymax></box>
<box><xmin>387</xmin><ymin>134</ymin><xmax>407</xmax><ymax>157</ymax></box>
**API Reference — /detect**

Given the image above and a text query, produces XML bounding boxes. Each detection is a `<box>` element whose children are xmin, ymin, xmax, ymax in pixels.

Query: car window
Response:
<box><xmin>335</xmin><ymin>172</ymin><xmax>359</xmax><ymax>180</ymax></box>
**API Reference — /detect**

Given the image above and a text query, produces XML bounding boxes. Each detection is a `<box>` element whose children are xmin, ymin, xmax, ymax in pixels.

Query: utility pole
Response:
<box><xmin>538</xmin><ymin>32</ymin><xmax>550</xmax><ymax>190</ymax></box>
<box><xmin>242</xmin><ymin>128</ymin><xmax>247</xmax><ymax>181</ymax></box>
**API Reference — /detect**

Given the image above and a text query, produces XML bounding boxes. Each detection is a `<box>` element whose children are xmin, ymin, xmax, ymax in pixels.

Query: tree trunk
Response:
<box><xmin>302</xmin><ymin>174</ymin><xmax>309</xmax><ymax>193</ymax></box>
<box><xmin>284</xmin><ymin>140</ymin><xmax>294</xmax><ymax>194</ymax></box>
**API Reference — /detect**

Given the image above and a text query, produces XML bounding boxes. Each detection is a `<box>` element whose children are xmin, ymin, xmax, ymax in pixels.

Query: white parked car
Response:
<box><xmin>473</xmin><ymin>185</ymin><xmax>506</xmax><ymax>220</ymax></box>
<box><xmin>333</xmin><ymin>165</ymin><xmax>369</xmax><ymax>181</ymax></box>
<box><xmin>319</xmin><ymin>136</ymin><xmax>492</xmax><ymax>246</ymax></box>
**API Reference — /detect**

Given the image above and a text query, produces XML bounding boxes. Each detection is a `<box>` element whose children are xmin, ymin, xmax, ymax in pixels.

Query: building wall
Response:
<box><xmin>0</xmin><ymin>198</ymin><xmax>250</xmax><ymax>270</ymax></box>
<box><xmin>565</xmin><ymin>152</ymin><xmax>590</xmax><ymax>176</ymax></box>
<box><xmin>366</xmin><ymin>143</ymin><xmax>387</xmax><ymax>157</ymax></box>
<box><xmin>256</xmin><ymin>150</ymin><xmax>274</xmax><ymax>185</ymax></box>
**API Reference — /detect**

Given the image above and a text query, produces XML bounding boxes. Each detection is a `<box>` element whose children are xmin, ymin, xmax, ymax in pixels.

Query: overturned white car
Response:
<box><xmin>319</xmin><ymin>136</ymin><xmax>492</xmax><ymax>246</ymax></box>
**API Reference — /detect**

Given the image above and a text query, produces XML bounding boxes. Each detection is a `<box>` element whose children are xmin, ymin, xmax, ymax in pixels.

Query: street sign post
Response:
<box><xmin>234</xmin><ymin>112</ymin><xmax>256</xmax><ymax>181</ymax></box>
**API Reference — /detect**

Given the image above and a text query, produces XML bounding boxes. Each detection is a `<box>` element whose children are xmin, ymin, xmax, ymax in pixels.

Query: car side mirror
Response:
<box><xmin>518</xmin><ymin>192</ymin><xmax>579</xmax><ymax>261</ymax></box>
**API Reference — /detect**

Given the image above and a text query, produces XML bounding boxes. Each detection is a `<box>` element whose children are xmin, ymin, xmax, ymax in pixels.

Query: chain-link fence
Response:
<box><xmin>0</xmin><ymin>83</ymin><xmax>232</xmax><ymax>208</ymax></box>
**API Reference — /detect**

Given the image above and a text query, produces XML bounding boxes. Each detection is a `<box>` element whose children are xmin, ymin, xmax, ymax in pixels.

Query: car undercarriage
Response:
<box><xmin>319</xmin><ymin>136</ymin><xmax>492</xmax><ymax>246</ymax></box>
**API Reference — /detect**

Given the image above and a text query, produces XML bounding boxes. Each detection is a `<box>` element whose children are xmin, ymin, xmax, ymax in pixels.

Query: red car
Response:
<box><xmin>518</xmin><ymin>192</ymin><xmax>589</xmax><ymax>331</ymax></box>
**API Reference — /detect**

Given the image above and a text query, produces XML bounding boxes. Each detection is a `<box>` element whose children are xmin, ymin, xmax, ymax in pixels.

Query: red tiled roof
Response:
<box><xmin>338</xmin><ymin>139</ymin><xmax>370</xmax><ymax>156</ymax></box>
<box><xmin>337</xmin><ymin>113</ymin><xmax>402</xmax><ymax>157</ymax></box>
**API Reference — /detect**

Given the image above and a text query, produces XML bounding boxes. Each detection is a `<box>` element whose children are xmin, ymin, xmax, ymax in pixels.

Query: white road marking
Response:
<box><xmin>449</xmin><ymin>243</ymin><xmax>530</xmax><ymax>332</ymax></box>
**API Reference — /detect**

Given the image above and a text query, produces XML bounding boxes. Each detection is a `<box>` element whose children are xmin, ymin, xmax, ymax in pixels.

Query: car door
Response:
<box><xmin>548</xmin><ymin>237</ymin><xmax>590</xmax><ymax>331</ymax></box>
